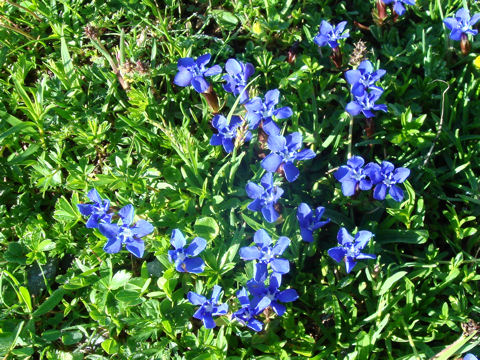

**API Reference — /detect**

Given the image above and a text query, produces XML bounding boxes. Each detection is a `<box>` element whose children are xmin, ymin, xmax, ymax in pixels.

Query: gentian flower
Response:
<box><xmin>210</xmin><ymin>115</ymin><xmax>251</xmax><ymax>153</ymax></box>
<box><xmin>368</xmin><ymin>161</ymin><xmax>410</xmax><ymax>202</ymax></box>
<box><xmin>314</xmin><ymin>20</ymin><xmax>349</xmax><ymax>48</ymax></box>
<box><xmin>173</xmin><ymin>54</ymin><xmax>222</xmax><ymax>93</ymax></box>
<box><xmin>232</xmin><ymin>287</ymin><xmax>263</xmax><ymax>332</ymax></box>
<box><xmin>345</xmin><ymin>60</ymin><xmax>386</xmax><ymax>97</ymax></box>
<box><xmin>334</xmin><ymin>156</ymin><xmax>377</xmax><ymax>196</ymax></box>
<box><xmin>382</xmin><ymin>0</ymin><xmax>415</xmax><ymax>16</ymax></box>
<box><xmin>261</xmin><ymin>132</ymin><xmax>316</xmax><ymax>182</ymax></box>
<box><xmin>188</xmin><ymin>285</ymin><xmax>228</xmax><ymax>329</ymax></box>
<box><xmin>244</xmin><ymin>89</ymin><xmax>293</xmax><ymax>135</ymax></box>
<box><xmin>247</xmin><ymin>270</ymin><xmax>298</xmax><ymax>316</ymax></box>
<box><xmin>297</xmin><ymin>203</ymin><xmax>330</xmax><ymax>243</ymax></box>
<box><xmin>239</xmin><ymin>229</ymin><xmax>290</xmax><ymax>274</ymax></box>
<box><xmin>168</xmin><ymin>229</ymin><xmax>206</xmax><ymax>273</ymax></box>
<box><xmin>328</xmin><ymin>228</ymin><xmax>376</xmax><ymax>273</ymax></box>
<box><xmin>345</xmin><ymin>88</ymin><xmax>387</xmax><ymax>118</ymax></box>
<box><xmin>246</xmin><ymin>173</ymin><xmax>284</xmax><ymax>223</ymax></box>
<box><xmin>443</xmin><ymin>8</ymin><xmax>480</xmax><ymax>41</ymax></box>
<box><xmin>98</xmin><ymin>204</ymin><xmax>154</xmax><ymax>258</ymax></box>
<box><xmin>464</xmin><ymin>355</ymin><xmax>478</xmax><ymax>360</ymax></box>
<box><xmin>223</xmin><ymin>58</ymin><xmax>255</xmax><ymax>104</ymax></box>
<box><xmin>77</xmin><ymin>188</ymin><xmax>112</xmax><ymax>228</ymax></box>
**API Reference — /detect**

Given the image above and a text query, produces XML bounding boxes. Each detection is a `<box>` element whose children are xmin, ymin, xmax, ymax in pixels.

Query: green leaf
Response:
<box><xmin>33</xmin><ymin>288</ymin><xmax>66</xmax><ymax>317</ymax></box>
<box><xmin>54</xmin><ymin>196</ymin><xmax>80</xmax><ymax>223</ymax></box>
<box><xmin>18</xmin><ymin>286</ymin><xmax>32</xmax><ymax>313</ymax></box>
<box><xmin>61</xmin><ymin>330</ymin><xmax>83</xmax><ymax>346</ymax></box>
<box><xmin>101</xmin><ymin>339</ymin><xmax>120</xmax><ymax>354</ymax></box>
<box><xmin>109</xmin><ymin>270</ymin><xmax>132</xmax><ymax>290</ymax></box>
<box><xmin>212</xmin><ymin>10</ymin><xmax>239</xmax><ymax>30</ymax></box>
<box><xmin>375</xmin><ymin>229</ymin><xmax>428</xmax><ymax>244</ymax></box>
<box><xmin>378</xmin><ymin>271</ymin><xmax>408</xmax><ymax>296</ymax></box>
<box><xmin>194</xmin><ymin>217</ymin><xmax>219</xmax><ymax>240</ymax></box>
<box><xmin>115</xmin><ymin>290</ymin><xmax>143</xmax><ymax>306</ymax></box>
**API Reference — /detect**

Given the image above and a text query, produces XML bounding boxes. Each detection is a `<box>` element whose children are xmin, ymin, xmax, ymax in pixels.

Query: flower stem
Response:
<box><xmin>347</xmin><ymin>113</ymin><xmax>354</xmax><ymax>159</ymax></box>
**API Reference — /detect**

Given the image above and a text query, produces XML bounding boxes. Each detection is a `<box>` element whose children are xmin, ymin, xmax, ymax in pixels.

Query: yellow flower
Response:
<box><xmin>474</xmin><ymin>55</ymin><xmax>480</xmax><ymax>69</ymax></box>
<box><xmin>252</xmin><ymin>22</ymin><xmax>262</xmax><ymax>35</ymax></box>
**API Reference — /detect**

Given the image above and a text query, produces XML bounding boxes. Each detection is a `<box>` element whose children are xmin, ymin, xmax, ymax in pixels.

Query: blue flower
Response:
<box><xmin>297</xmin><ymin>203</ymin><xmax>330</xmax><ymax>243</ymax></box>
<box><xmin>244</xmin><ymin>89</ymin><xmax>293</xmax><ymax>135</ymax></box>
<box><xmin>444</xmin><ymin>8</ymin><xmax>480</xmax><ymax>41</ymax></box>
<box><xmin>334</xmin><ymin>156</ymin><xmax>377</xmax><ymax>196</ymax></box>
<box><xmin>239</xmin><ymin>229</ymin><xmax>290</xmax><ymax>274</ymax></box>
<box><xmin>173</xmin><ymin>54</ymin><xmax>222</xmax><ymax>93</ymax></box>
<box><xmin>77</xmin><ymin>188</ymin><xmax>112</xmax><ymax>228</ymax></box>
<box><xmin>464</xmin><ymin>354</ymin><xmax>478</xmax><ymax>360</ymax></box>
<box><xmin>246</xmin><ymin>269</ymin><xmax>298</xmax><ymax>316</ymax></box>
<box><xmin>368</xmin><ymin>161</ymin><xmax>410</xmax><ymax>202</ymax></box>
<box><xmin>382</xmin><ymin>0</ymin><xmax>415</xmax><ymax>16</ymax></box>
<box><xmin>261</xmin><ymin>132</ymin><xmax>316</xmax><ymax>182</ymax></box>
<box><xmin>168</xmin><ymin>229</ymin><xmax>206</xmax><ymax>273</ymax></box>
<box><xmin>345</xmin><ymin>88</ymin><xmax>387</xmax><ymax>118</ymax></box>
<box><xmin>345</xmin><ymin>60</ymin><xmax>386</xmax><ymax>97</ymax></box>
<box><xmin>188</xmin><ymin>285</ymin><xmax>229</xmax><ymax>329</ymax></box>
<box><xmin>246</xmin><ymin>173</ymin><xmax>284</xmax><ymax>223</ymax></box>
<box><xmin>98</xmin><ymin>204</ymin><xmax>154</xmax><ymax>258</ymax></box>
<box><xmin>232</xmin><ymin>287</ymin><xmax>263</xmax><ymax>332</ymax></box>
<box><xmin>210</xmin><ymin>114</ymin><xmax>251</xmax><ymax>153</ymax></box>
<box><xmin>328</xmin><ymin>228</ymin><xmax>376</xmax><ymax>273</ymax></box>
<box><xmin>223</xmin><ymin>58</ymin><xmax>255</xmax><ymax>104</ymax></box>
<box><xmin>314</xmin><ymin>20</ymin><xmax>349</xmax><ymax>49</ymax></box>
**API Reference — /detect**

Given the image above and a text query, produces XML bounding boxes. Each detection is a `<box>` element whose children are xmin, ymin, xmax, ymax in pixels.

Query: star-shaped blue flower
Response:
<box><xmin>314</xmin><ymin>20</ymin><xmax>349</xmax><ymax>49</ymax></box>
<box><xmin>444</xmin><ymin>8</ymin><xmax>480</xmax><ymax>41</ymax></box>
<box><xmin>173</xmin><ymin>54</ymin><xmax>222</xmax><ymax>93</ymax></box>
<box><xmin>297</xmin><ymin>203</ymin><xmax>330</xmax><ymax>243</ymax></box>
<box><xmin>223</xmin><ymin>58</ymin><xmax>255</xmax><ymax>104</ymax></box>
<box><xmin>98</xmin><ymin>204</ymin><xmax>154</xmax><ymax>258</ymax></box>
<box><xmin>345</xmin><ymin>60</ymin><xmax>386</xmax><ymax>97</ymax></box>
<box><xmin>334</xmin><ymin>156</ymin><xmax>377</xmax><ymax>197</ymax></box>
<box><xmin>367</xmin><ymin>161</ymin><xmax>410</xmax><ymax>202</ymax></box>
<box><xmin>464</xmin><ymin>354</ymin><xmax>478</xmax><ymax>360</ymax></box>
<box><xmin>210</xmin><ymin>114</ymin><xmax>251</xmax><ymax>153</ymax></box>
<box><xmin>168</xmin><ymin>229</ymin><xmax>206</xmax><ymax>273</ymax></box>
<box><xmin>77</xmin><ymin>188</ymin><xmax>112</xmax><ymax>228</ymax></box>
<box><xmin>382</xmin><ymin>0</ymin><xmax>415</xmax><ymax>16</ymax></box>
<box><xmin>188</xmin><ymin>285</ymin><xmax>229</xmax><ymax>329</ymax></box>
<box><xmin>239</xmin><ymin>229</ymin><xmax>290</xmax><ymax>274</ymax></box>
<box><xmin>232</xmin><ymin>287</ymin><xmax>263</xmax><ymax>332</ymax></box>
<box><xmin>328</xmin><ymin>228</ymin><xmax>376</xmax><ymax>273</ymax></box>
<box><xmin>246</xmin><ymin>269</ymin><xmax>298</xmax><ymax>316</ymax></box>
<box><xmin>245</xmin><ymin>173</ymin><xmax>284</xmax><ymax>223</ymax></box>
<box><xmin>261</xmin><ymin>132</ymin><xmax>316</xmax><ymax>182</ymax></box>
<box><xmin>346</xmin><ymin>88</ymin><xmax>387</xmax><ymax>118</ymax></box>
<box><xmin>244</xmin><ymin>89</ymin><xmax>293</xmax><ymax>136</ymax></box>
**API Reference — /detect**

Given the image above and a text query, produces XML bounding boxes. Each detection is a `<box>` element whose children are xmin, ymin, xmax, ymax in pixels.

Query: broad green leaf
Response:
<box><xmin>378</xmin><ymin>271</ymin><xmax>408</xmax><ymax>296</ymax></box>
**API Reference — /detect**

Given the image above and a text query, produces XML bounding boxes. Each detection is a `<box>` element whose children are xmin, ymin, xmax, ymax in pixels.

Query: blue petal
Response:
<box><xmin>272</xmin><ymin>236</ymin><xmax>290</xmax><ymax>256</ymax></box>
<box><xmin>254</xmin><ymin>229</ymin><xmax>271</xmax><ymax>247</ymax></box>
<box><xmin>345</xmin><ymin>257</ymin><xmax>357</xmax><ymax>273</ymax></box>
<box><xmin>86</xmin><ymin>216</ymin><xmax>99</xmax><ymax>229</ymax></box>
<box><xmin>186</xmin><ymin>237</ymin><xmax>207</xmax><ymax>256</ymax></box>
<box><xmin>262</xmin><ymin>119</ymin><xmax>281</xmax><ymax>136</ymax></box>
<box><xmin>254</xmin><ymin>263</ymin><xmax>268</xmax><ymax>283</ymax></box>
<box><xmin>212</xmin><ymin>115</ymin><xmax>228</xmax><ymax>130</ymax></box>
<box><xmin>260</xmin><ymin>172</ymin><xmax>273</xmax><ymax>189</ymax></box>
<box><xmin>283</xmin><ymin>162</ymin><xmax>300</xmax><ymax>183</ymax></box>
<box><xmin>211</xmin><ymin>285</ymin><xmax>222</xmax><ymax>303</ymax></box>
<box><xmin>244</xmin><ymin>97</ymin><xmax>263</xmax><ymax>112</ymax></box>
<box><xmin>286</xmin><ymin>132</ymin><xmax>302</xmax><ymax>151</ymax></box>
<box><xmin>99</xmin><ymin>222</ymin><xmax>120</xmax><ymax>239</ymax></box>
<box><xmin>225</xmin><ymin>58</ymin><xmax>242</xmax><ymax>75</ymax></box>
<box><xmin>373</xmin><ymin>183</ymin><xmax>388</xmax><ymax>200</ymax></box>
<box><xmin>132</xmin><ymin>220</ymin><xmax>154</xmax><ymax>238</ymax></box>
<box><xmin>277</xmin><ymin>289</ymin><xmax>299</xmax><ymax>303</ymax></box>
<box><xmin>261</xmin><ymin>153</ymin><xmax>283</xmax><ymax>173</ymax></box>
<box><xmin>354</xmin><ymin>231</ymin><xmax>374</xmax><ymax>250</ymax></box>
<box><xmin>210</xmin><ymin>134</ymin><xmax>223</xmax><ymax>146</ymax></box>
<box><xmin>178</xmin><ymin>57</ymin><xmax>195</xmax><ymax>68</ymax></box>
<box><xmin>443</xmin><ymin>18</ymin><xmax>458</xmax><ymax>31</ymax></box>
<box><xmin>261</xmin><ymin>203</ymin><xmax>279</xmax><ymax>223</ymax></box>
<box><xmin>356</xmin><ymin>253</ymin><xmax>376</xmax><ymax>260</ymax></box>
<box><xmin>118</xmin><ymin>204</ymin><xmax>134</xmax><ymax>226</ymax></box>
<box><xmin>247</xmin><ymin>198</ymin><xmax>263</xmax><ymax>212</ymax></box>
<box><xmin>248</xmin><ymin>319</ymin><xmax>263</xmax><ymax>332</ymax></box>
<box><xmin>267</xmin><ymin>135</ymin><xmax>287</xmax><ymax>152</ymax></box>
<box><xmin>337</xmin><ymin>227</ymin><xmax>354</xmax><ymax>246</ymax></box>
<box><xmin>389</xmin><ymin>185</ymin><xmax>404</xmax><ymax>202</ymax></box>
<box><xmin>87</xmin><ymin>188</ymin><xmax>102</xmax><ymax>204</ymax></box>
<box><xmin>204</xmin><ymin>64</ymin><xmax>222</xmax><ymax>76</ymax></box>
<box><xmin>271</xmin><ymin>301</ymin><xmax>286</xmax><ymax>316</ymax></box>
<box><xmin>313</xmin><ymin>34</ymin><xmax>328</xmax><ymax>47</ymax></box>
<box><xmin>184</xmin><ymin>257</ymin><xmax>205</xmax><ymax>273</ymax></box>
<box><xmin>222</xmin><ymin>138</ymin><xmax>235</xmax><ymax>153</ymax></box>
<box><xmin>170</xmin><ymin>229</ymin><xmax>186</xmax><ymax>249</ymax></box>
<box><xmin>246</xmin><ymin>182</ymin><xmax>264</xmax><ymax>199</ymax></box>
<box><xmin>271</xmin><ymin>258</ymin><xmax>290</xmax><ymax>274</ymax></box>
<box><xmin>254</xmin><ymin>296</ymin><xmax>272</xmax><ymax>314</ymax></box>
<box><xmin>191</xmin><ymin>76</ymin><xmax>210</xmax><ymax>93</ymax></box>
<box><xmin>347</xmin><ymin>156</ymin><xmax>364</xmax><ymax>169</ymax></box>
<box><xmin>77</xmin><ymin>203</ymin><xmax>93</xmax><ymax>216</ymax></box>
<box><xmin>188</xmin><ymin>291</ymin><xmax>206</xmax><ymax>305</ymax></box>
<box><xmin>239</xmin><ymin>246</ymin><xmax>261</xmax><ymax>260</ymax></box>
<box><xmin>455</xmin><ymin>8</ymin><xmax>470</xmax><ymax>22</ymax></box>
<box><xmin>202</xmin><ymin>313</ymin><xmax>216</xmax><ymax>329</ymax></box>
<box><xmin>196</xmin><ymin>53</ymin><xmax>211</xmax><ymax>67</ymax></box>
<box><xmin>319</xmin><ymin>20</ymin><xmax>333</xmax><ymax>35</ymax></box>
<box><xmin>392</xmin><ymin>167</ymin><xmax>410</xmax><ymax>183</ymax></box>
<box><xmin>296</xmin><ymin>203</ymin><xmax>312</xmax><ymax>227</ymax></box>
<box><xmin>450</xmin><ymin>29</ymin><xmax>463</xmax><ymax>41</ymax></box>
<box><xmin>341</xmin><ymin>179</ymin><xmax>357</xmax><ymax>196</ymax></box>
<box><xmin>295</xmin><ymin>149</ymin><xmax>316</xmax><ymax>161</ymax></box>
<box><xmin>328</xmin><ymin>247</ymin><xmax>346</xmax><ymax>263</ymax></box>
<box><xmin>265</xmin><ymin>89</ymin><xmax>280</xmax><ymax>106</ymax></box>
<box><xmin>300</xmin><ymin>227</ymin><xmax>314</xmax><ymax>243</ymax></box>
<box><xmin>274</xmin><ymin>106</ymin><xmax>292</xmax><ymax>119</ymax></box>
<box><xmin>346</xmin><ymin>101</ymin><xmax>362</xmax><ymax>116</ymax></box>
<box><xmin>125</xmin><ymin>239</ymin><xmax>145</xmax><ymax>258</ymax></box>
<box><xmin>345</xmin><ymin>69</ymin><xmax>361</xmax><ymax>85</ymax></box>
<box><xmin>334</xmin><ymin>166</ymin><xmax>351</xmax><ymax>182</ymax></box>
<box><xmin>173</xmin><ymin>69</ymin><xmax>192</xmax><ymax>87</ymax></box>
<box><xmin>103</xmin><ymin>237</ymin><xmax>122</xmax><ymax>254</ymax></box>
<box><xmin>244</xmin><ymin>63</ymin><xmax>255</xmax><ymax>78</ymax></box>
<box><xmin>213</xmin><ymin>303</ymin><xmax>228</xmax><ymax>316</ymax></box>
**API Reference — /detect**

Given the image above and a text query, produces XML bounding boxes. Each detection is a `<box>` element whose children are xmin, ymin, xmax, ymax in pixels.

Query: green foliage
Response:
<box><xmin>0</xmin><ymin>0</ymin><xmax>479</xmax><ymax>359</ymax></box>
